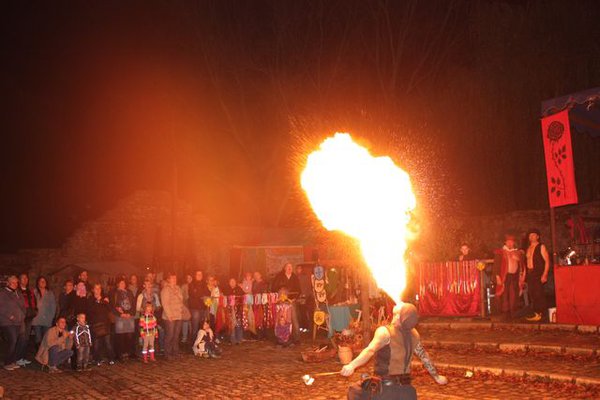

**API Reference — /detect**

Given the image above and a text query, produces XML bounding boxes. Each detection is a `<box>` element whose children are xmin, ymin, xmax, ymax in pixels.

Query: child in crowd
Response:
<box><xmin>193</xmin><ymin>320</ymin><xmax>221</xmax><ymax>358</ymax></box>
<box><xmin>73</xmin><ymin>313</ymin><xmax>92</xmax><ymax>371</ymax></box>
<box><xmin>275</xmin><ymin>289</ymin><xmax>293</xmax><ymax>347</ymax></box>
<box><xmin>139</xmin><ymin>302</ymin><xmax>158</xmax><ymax>363</ymax></box>
<box><xmin>274</xmin><ymin>313</ymin><xmax>292</xmax><ymax>347</ymax></box>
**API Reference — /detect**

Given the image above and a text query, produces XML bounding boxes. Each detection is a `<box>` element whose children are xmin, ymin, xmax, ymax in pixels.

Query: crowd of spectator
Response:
<box><xmin>0</xmin><ymin>262</ymin><xmax>314</xmax><ymax>373</ymax></box>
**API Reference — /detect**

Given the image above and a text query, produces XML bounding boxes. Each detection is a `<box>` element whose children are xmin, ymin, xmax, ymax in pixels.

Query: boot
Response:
<box><xmin>142</xmin><ymin>353</ymin><xmax>148</xmax><ymax>363</ymax></box>
<box><xmin>149</xmin><ymin>351</ymin><xmax>156</xmax><ymax>362</ymax></box>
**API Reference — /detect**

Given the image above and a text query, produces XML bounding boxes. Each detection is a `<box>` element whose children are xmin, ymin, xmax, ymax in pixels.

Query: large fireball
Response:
<box><xmin>301</xmin><ymin>133</ymin><xmax>416</xmax><ymax>302</ymax></box>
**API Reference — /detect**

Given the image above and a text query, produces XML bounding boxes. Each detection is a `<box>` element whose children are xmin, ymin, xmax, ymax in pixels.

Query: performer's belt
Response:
<box><xmin>360</xmin><ymin>373</ymin><xmax>411</xmax><ymax>394</ymax></box>
<box><xmin>378</xmin><ymin>374</ymin><xmax>412</xmax><ymax>386</ymax></box>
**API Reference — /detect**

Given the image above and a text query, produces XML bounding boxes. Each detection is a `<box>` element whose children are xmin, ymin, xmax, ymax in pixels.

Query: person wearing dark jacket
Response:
<box><xmin>0</xmin><ymin>275</ymin><xmax>26</xmax><ymax>371</ymax></box>
<box><xmin>187</xmin><ymin>270</ymin><xmax>211</xmax><ymax>341</ymax></box>
<box><xmin>221</xmin><ymin>278</ymin><xmax>245</xmax><ymax>297</ymax></box>
<box><xmin>16</xmin><ymin>273</ymin><xmax>37</xmax><ymax>366</ymax></box>
<box><xmin>252</xmin><ymin>272</ymin><xmax>268</xmax><ymax>294</ymax></box>
<box><xmin>73</xmin><ymin>281</ymin><xmax>89</xmax><ymax>320</ymax></box>
<box><xmin>271</xmin><ymin>263</ymin><xmax>301</xmax><ymax>299</ymax></box>
<box><xmin>270</xmin><ymin>263</ymin><xmax>301</xmax><ymax>343</ymax></box>
<box><xmin>67</xmin><ymin>281</ymin><xmax>90</xmax><ymax>370</ymax></box>
<box><xmin>295</xmin><ymin>265</ymin><xmax>314</xmax><ymax>333</ymax></box>
<box><xmin>111</xmin><ymin>278</ymin><xmax>136</xmax><ymax>360</ymax></box>
<box><xmin>58</xmin><ymin>280</ymin><xmax>77</xmax><ymax>328</ymax></box>
<box><xmin>87</xmin><ymin>284</ymin><xmax>115</xmax><ymax>365</ymax></box>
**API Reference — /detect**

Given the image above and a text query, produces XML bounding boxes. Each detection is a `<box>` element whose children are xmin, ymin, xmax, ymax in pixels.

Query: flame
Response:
<box><xmin>301</xmin><ymin>133</ymin><xmax>416</xmax><ymax>302</ymax></box>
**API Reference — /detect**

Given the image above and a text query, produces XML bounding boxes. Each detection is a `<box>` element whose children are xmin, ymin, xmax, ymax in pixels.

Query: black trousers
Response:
<box><xmin>93</xmin><ymin>334</ymin><xmax>115</xmax><ymax>362</ymax></box>
<box><xmin>297</xmin><ymin>297</ymin><xmax>314</xmax><ymax>331</ymax></box>
<box><xmin>527</xmin><ymin>273</ymin><xmax>546</xmax><ymax>316</ymax></box>
<box><xmin>115</xmin><ymin>332</ymin><xmax>134</xmax><ymax>358</ymax></box>
<box><xmin>1</xmin><ymin>325</ymin><xmax>23</xmax><ymax>365</ymax></box>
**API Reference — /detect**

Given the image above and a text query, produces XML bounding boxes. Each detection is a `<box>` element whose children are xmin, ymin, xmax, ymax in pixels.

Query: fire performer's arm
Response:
<box><xmin>340</xmin><ymin>326</ymin><xmax>390</xmax><ymax>376</ymax></box>
<box><xmin>414</xmin><ymin>341</ymin><xmax>448</xmax><ymax>385</ymax></box>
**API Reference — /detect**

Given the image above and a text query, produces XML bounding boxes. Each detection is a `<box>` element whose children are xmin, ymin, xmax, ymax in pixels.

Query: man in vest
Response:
<box><xmin>340</xmin><ymin>303</ymin><xmax>447</xmax><ymax>399</ymax></box>
<box><xmin>525</xmin><ymin>229</ymin><xmax>550</xmax><ymax>322</ymax></box>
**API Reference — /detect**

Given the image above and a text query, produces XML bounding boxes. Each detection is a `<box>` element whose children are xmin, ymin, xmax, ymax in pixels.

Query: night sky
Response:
<box><xmin>1</xmin><ymin>1</ymin><xmax>600</xmax><ymax>251</ymax></box>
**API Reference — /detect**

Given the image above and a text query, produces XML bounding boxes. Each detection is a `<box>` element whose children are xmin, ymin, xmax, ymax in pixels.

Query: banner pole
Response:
<box><xmin>550</xmin><ymin>207</ymin><xmax>558</xmax><ymax>265</ymax></box>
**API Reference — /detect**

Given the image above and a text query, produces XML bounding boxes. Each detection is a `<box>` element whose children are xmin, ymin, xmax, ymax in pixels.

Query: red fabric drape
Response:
<box><xmin>541</xmin><ymin>110</ymin><xmax>578</xmax><ymax>208</ymax></box>
<box><xmin>417</xmin><ymin>261</ymin><xmax>480</xmax><ymax>316</ymax></box>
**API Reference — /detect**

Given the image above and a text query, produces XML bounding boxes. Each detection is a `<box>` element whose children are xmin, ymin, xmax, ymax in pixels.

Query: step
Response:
<box><xmin>419</xmin><ymin>319</ymin><xmax>600</xmax><ymax>333</ymax></box>
<box><xmin>421</xmin><ymin>339</ymin><xmax>598</xmax><ymax>357</ymax></box>
<box><xmin>412</xmin><ymin>347</ymin><xmax>600</xmax><ymax>387</ymax></box>
<box><xmin>419</xmin><ymin>325</ymin><xmax>600</xmax><ymax>352</ymax></box>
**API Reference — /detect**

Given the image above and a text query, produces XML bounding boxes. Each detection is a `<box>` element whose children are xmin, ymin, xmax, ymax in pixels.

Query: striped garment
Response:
<box><xmin>139</xmin><ymin>313</ymin><xmax>158</xmax><ymax>337</ymax></box>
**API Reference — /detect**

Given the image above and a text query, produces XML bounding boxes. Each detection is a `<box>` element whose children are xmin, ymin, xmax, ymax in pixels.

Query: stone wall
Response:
<box><xmin>2</xmin><ymin>191</ymin><xmax>599</xmax><ymax>280</ymax></box>
<box><xmin>64</xmin><ymin>191</ymin><xmax>200</xmax><ymax>266</ymax></box>
<box><xmin>0</xmin><ymin>249</ymin><xmax>66</xmax><ymax>275</ymax></box>
<box><xmin>61</xmin><ymin>191</ymin><xmax>315</xmax><ymax>276</ymax></box>
<box><xmin>15</xmin><ymin>191</ymin><xmax>313</xmax><ymax>278</ymax></box>
<box><xmin>460</xmin><ymin>201</ymin><xmax>600</xmax><ymax>258</ymax></box>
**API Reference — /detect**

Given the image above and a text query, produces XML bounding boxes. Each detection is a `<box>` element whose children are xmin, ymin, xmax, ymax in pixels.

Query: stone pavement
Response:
<box><xmin>1</xmin><ymin>341</ymin><xmax>599</xmax><ymax>399</ymax></box>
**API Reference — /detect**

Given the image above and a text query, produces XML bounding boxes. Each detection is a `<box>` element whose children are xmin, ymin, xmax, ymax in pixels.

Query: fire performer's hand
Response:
<box><xmin>434</xmin><ymin>375</ymin><xmax>448</xmax><ymax>385</ymax></box>
<box><xmin>340</xmin><ymin>364</ymin><xmax>355</xmax><ymax>377</ymax></box>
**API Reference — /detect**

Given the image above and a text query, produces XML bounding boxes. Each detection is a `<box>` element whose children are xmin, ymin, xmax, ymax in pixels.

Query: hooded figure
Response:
<box><xmin>341</xmin><ymin>303</ymin><xmax>447</xmax><ymax>400</ymax></box>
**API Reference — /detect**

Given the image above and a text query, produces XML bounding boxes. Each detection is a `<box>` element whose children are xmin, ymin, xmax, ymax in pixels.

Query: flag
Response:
<box><xmin>541</xmin><ymin>109</ymin><xmax>578</xmax><ymax>207</ymax></box>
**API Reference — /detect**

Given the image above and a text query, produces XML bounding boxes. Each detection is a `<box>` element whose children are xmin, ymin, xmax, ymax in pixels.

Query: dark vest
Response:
<box><xmin>530</xmin><ymin>244</ymin><xmax>545</xmax><ymax>276</ymax></box>
<box><xmin>374</xmin><ymin>325</ymin><xmax>418</xmax><ymax>376</ymax></box>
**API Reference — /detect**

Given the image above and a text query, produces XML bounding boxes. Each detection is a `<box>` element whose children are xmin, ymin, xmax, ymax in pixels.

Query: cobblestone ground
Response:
<box><xmin>419</xmin><ymin>327</ymin><xmax>600</xmax><ymax>349</ymax></box>
<box><xmin>1</xmin><ymin>342</ymin><xmax>599</xmax><ymax>400</ymax></box>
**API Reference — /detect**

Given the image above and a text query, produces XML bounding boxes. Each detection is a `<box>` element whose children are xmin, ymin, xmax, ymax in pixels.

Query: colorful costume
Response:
<box><xmin>139</xmin><ymin>313</ymin><xmax>158</xmax><ymax>362</ymax></box>
<box><xmin>274</xmin><ymin>301</ymin><xmax>292</xmax><ymax>346</ymax></box>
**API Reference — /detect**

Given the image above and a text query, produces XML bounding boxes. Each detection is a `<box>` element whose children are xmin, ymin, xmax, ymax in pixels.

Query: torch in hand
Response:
<box><xmin>301</xmin><ymin>371</ymin><xmax>341</xmax><ymax>386</ymax></box>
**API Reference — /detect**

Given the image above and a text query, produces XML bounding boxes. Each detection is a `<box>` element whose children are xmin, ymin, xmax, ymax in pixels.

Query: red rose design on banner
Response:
<box><xmin>541</xmin><ymin>109</ymin><xmax>578</xmax><ymax>208</ymax></box>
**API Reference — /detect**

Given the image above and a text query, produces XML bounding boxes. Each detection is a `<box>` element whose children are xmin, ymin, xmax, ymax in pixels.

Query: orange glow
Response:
<box><xmin>301</xmin><ymin>133</ymin><xmax>416</xmax><ymax>302</ymax></box>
